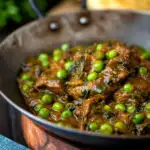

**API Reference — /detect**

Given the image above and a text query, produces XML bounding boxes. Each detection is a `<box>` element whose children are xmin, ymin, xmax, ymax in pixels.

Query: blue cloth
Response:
<box><xmin>0</xmin><ymin>135</ymin><xmax>28</xmax><ymax>150</ymax></box>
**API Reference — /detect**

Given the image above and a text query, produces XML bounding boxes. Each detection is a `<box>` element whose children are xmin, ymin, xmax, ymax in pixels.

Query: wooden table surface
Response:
<box><xmin>21</xmin><ymin>116</ymin><xmax>91</xmax><ymax>150</ymax></box>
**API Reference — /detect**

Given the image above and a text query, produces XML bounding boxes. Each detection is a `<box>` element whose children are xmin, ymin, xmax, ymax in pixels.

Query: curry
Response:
<box><xmin>17</xmin><ymin>41</ymin><xmax>150</xmax><ymax>135</ymax></box>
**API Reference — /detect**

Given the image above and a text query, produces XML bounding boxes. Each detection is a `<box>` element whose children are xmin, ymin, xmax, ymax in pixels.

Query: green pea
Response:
<box><xmin>65</xmin><ymin>61</ymin><xmax>73</xmax><ymax>70</ymax></box>
<box><xmin>144</xmin><ymin>103</ymin><xmax>150</xmax><ymax>112</ymax></box>
<box><xmin>61</xmin><ymin>110</ymin><xmax>72</xmax><ymax>119</ymax></box>
<box><xmin>89</xmin><ymin>122</ymin><xmax>98</xmax><ymax>131</ymax></box>
<box><xmin>114</xmin><ymin>121</ymin><xmax>127</xmax><ymax>132</ymax></box>
<box><xmin>22</xmin><ymin>84</ymin><xmax>29</xmax><ymax>92</ymax></box>
<box><xmin>106</xmin><ymin>50</ymin><xmax>117</xmax><ymax>59</ymax></box>
<box><xmin>104</xmin><ymin>105</ymin><xmax>111</xmax><ymax>111</ymax></box>
<box><xmin>96</xmin><ymin>44</ymin><xmax>103</xmax><ymax>51</ymax></box>
<box><xmin>38</xmin><ymin>53</ymin><xmax>49</xmax><ymax>62</ymax></box>
<box><xmin>26</xmin><ymin>81</ymin><xmax>34</xmax><ymax>87</ymax></box>
<box><xmin>115</xmin><ymin>104</ymin><xmax>126</xmax><ymax>112</ymax></box>
<box><xmin>42</xmin><ymin>60</ymin><xmax>50</xmax><ymax>67</ymax></box>
<box><xmin>146</xmin><ymin>113</ymin><xmax>150</xmax><ymax>119</ymax></box>
<box><xmin>22</xmin><ymin>81</ymin><xmax>34</xmax><ymax>92</ymax></box>
<box><xmin>53</xmin><ymin>49</ymin><xmax>62</xmax><ymax>56</ymax></box>
<box><xmin>96</xmin><ymin>51</ymin><xmax>105</xmax><ymax>60</ymax></box>
<box><xmin>41</xmin><ymin>94</ymin><xmax>52</xmax><ymax>104</ymax></box>
<box><xmin>56</xmin><ymin>69</ymin><xmax>67</xmax><ymax>79</ymax></box>
<box><xmin>21</xmin><ymin>73</ymin><xmax>31</xmax><ymax>81</ymax></box>
<box><xmin>139</xmin><ymin>67</ymin><xmax>147</xmax><ymax>75</ymax></box>
<box><xmin>93</xmin><ymin>61</ymin><xmax>104</xmax><ymax>72</ymax></box>
<box><xmin>141</xmin><ymin>51</ymin><xmax>150</xmax><ymax>60</ymax></box>
<box><xmin>123</xmin><ymin>83</ymin><xmax>133</xmax><ymax>93</ymax></box>
<box><xmin>34</xmin><ymin>104</ymin><xmax>43</xmax><ymax>112</ymax></box>
<box><xmin>87</xmin><ymin>72</ymin><xmax>98</xmax><ymax>81</ymax></box>
<box><xmin>127</xmin><ymin>106</ymin><xmax>136</xmax><ymax>113</ymax></box>
<box><xmin>132</xmin><ymin>113</ymin><xmax>145</xmax><ymax>124</ymax></box>
<box><xmin>100</xmin><ymin>123</ymin><xmax>113</xmax><ymax>135</ymax></box>
<box><xmin>53</xmin><ymin>49</ymin><xmax>62</xmax><ymax>62</ymax></box>
<box><xmin>61</xmin><ymin>43</ymin><xmax>69</xmax><ymax>51</ymax></box>
<box><xmin>52</xmin><ymin>102</ymin><xmax>64</xmax><ymax>112</ymax></box>
<box><xmin>53</xmin><ymin>55</ymin><xmax>61</xmax><ymax>62</ymax></box>
<box><xmin>38</xmin><ymin>108</ymin><xmax>50</xmax><ymax>119</ymax></box>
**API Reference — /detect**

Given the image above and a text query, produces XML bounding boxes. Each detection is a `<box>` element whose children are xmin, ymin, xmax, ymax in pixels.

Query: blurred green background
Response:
<box><xmin>0</xmin><ymin>0</ymin><xmax>61</xmax><ymax>29</ymax></box>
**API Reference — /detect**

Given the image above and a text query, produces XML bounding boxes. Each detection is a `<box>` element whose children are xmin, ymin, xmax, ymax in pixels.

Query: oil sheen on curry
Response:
<box><xmin>17</xmin><ymin>41</ymin><xmax>150</xmax><ymax>136</ymax></box>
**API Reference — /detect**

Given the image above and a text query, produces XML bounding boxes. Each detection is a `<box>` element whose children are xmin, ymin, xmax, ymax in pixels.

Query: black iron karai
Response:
<box><xmin>0</xmin><ymin>0</ymin><xmax>150</xmax><ymax>148</ymax></box>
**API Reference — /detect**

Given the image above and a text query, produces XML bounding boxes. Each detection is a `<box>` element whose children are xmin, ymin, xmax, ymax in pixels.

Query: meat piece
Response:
<box><xmin>35</xmin><ymin>75</ymin><xmax>64</xmax><ymax>94</ymax></box>
<box><xmin>74</xmin><ymin>94</ymin><xmax>105</xmax><ymax>118</ymax></box>
<box><xmin>135</xmin><ymin>124</ymin><xmax>150</xmax><ymax>135</ymax></box>
<box><xmin>131</xmin><ymin>76</ymin><xmax>150</xmax><ymax>93</ymax></box>
<box><xmin>84</xmin><ymin>54</ymin><xmax>96</xmax><ymax>72</ymax></box>
<box><xmin>117</xmin><ymin>112</ymin><xmax>131</xmax><ymax>125</ymax></box>
<box><xmin>74</xmin><ymin>94</ymin><xmax>105</xmax><ymax>130</ymax></box>
<box><xmin>67</xmin><ymin>86</ymin><xmax>84</xmax><ymax>99</ymax></box>
<box><xmin>115</xmin><ymin>74</ymin><xmax>150</xmax><ymax>105</ymax></box>
<box><xmin>114</xmin><ymin>90</ymin><xmax>131</xmax><ymax>104</ymax></box>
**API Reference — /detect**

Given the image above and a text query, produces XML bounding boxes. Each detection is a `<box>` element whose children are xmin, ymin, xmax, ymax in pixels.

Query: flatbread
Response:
<box><xmin>87</xmin><ymin>0</ymin><xmax>150</xmax><ymax>10</ymax></box>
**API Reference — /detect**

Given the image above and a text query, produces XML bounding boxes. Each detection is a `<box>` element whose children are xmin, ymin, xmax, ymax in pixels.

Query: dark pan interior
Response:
<box><xmin>1</xmin><ymin>10</ymin><xmax>150</xmax><ymax>146</ymax></box>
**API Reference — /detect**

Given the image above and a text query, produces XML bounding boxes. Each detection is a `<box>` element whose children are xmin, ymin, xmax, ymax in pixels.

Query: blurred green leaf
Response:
<box><xmin>7</xmin><ymin>5</ymin><xmax>19</xmax><ymax>15</ymax></box>
<box><xmin>0</xmin><ymin>0</ymin><xmax>48</xmax><ymax>28</ymax></box>
<box><xmin>0</xmin><ymin>10</ymin><xmax>8</xmax><ymax>27</ymax></box>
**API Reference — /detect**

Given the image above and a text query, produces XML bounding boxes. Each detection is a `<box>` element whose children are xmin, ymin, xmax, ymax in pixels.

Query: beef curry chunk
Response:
<box><xmin>18</xmin><ymin>41</ymin><xmax>150</xmax><ymax>136</ymax></box>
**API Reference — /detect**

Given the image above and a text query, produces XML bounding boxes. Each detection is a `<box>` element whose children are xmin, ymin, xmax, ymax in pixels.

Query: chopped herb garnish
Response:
<box><xmin>82</xmin><ymin>87</ymin><xmax>90</xmax><ymax>98</ymax></box>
